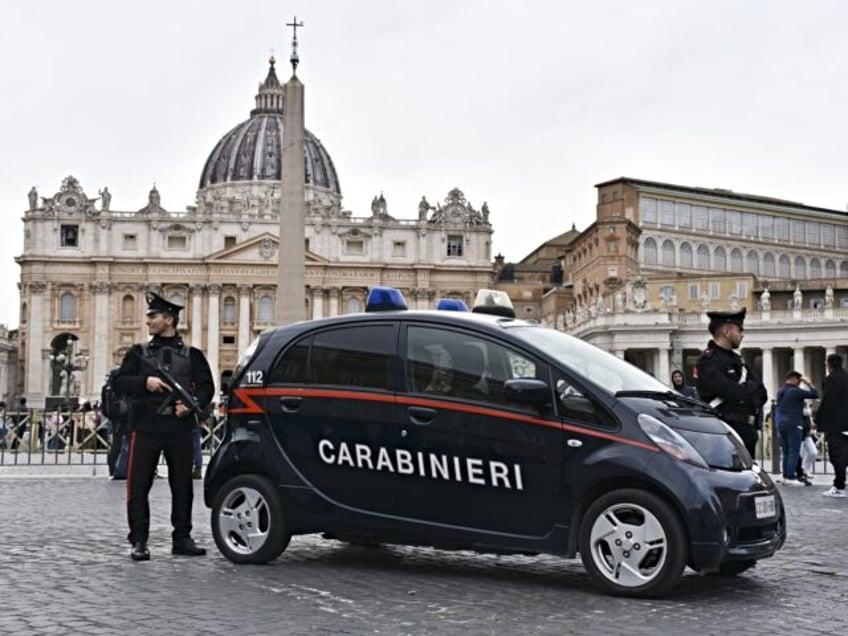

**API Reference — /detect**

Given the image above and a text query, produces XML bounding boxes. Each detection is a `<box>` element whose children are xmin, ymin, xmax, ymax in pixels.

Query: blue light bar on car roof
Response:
<box><xmin>436</xmin><ymin>298</ymin><xmax>469</xmax><ymax>312</ymax></box>
<box><xmin>471</xmin><ymin>289</ymin><xmax>516</xmax><ymax>318</ymax></box>
<box><xmin>365</xmin><ymin>286</ymin><xmax>408</xmax><ymax>312</ymax></box>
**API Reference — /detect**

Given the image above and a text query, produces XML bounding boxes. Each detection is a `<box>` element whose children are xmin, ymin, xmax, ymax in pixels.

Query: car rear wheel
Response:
<box><xmin>578</xmin><ymin>489</ymin><xmax>687</xmax><ymax>597</ymax></box>
<box><xmin>211</xmin><ymin>474</ymin><xmax>289</xmax><ymax>564</ymax></box>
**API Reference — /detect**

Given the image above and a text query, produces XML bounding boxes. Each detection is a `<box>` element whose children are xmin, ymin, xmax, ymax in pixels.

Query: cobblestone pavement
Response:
<box><xmin>0</xmin><ymin>473</ymin><xmax>845</xmax><ymax>636</ymax></box>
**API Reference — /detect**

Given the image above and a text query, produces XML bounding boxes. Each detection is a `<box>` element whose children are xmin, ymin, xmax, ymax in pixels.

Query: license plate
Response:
<box><xmin>755</xmin><ymin>495</ymin><xmax>776</xmax><ymax>519</ymax></box>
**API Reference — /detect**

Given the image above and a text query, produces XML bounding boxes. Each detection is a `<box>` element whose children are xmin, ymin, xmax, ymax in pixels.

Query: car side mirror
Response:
<box><xmin>504</xmin><ymin>378</ymin><xmax>551</xmax><ymax>407</ymax></box>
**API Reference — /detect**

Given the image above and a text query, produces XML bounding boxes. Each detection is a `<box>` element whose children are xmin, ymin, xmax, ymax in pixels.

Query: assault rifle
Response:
<box><xmin>134</xmin><ymin>346</ymin><xmax>200</xmax><ymax>416</ymax></box>
<box><xmin>151</xmin><ymin>357</ymin><xmax>200</xmax><ymax>416</ymax></box>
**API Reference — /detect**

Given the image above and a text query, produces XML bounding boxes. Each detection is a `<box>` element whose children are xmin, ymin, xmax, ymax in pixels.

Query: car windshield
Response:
<box><xmin>511</xmin><ymin>324</ymin><xmax>670</xmax><ymax>394</ymax></box>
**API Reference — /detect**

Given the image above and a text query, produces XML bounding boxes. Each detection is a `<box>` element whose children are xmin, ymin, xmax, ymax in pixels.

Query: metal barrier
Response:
<box><xmin>0</xmin><ymin>406</ymin><xmax>835</xmax><ymax>477</ymax></box>
<box><xmin>0</xmin><ymin>408</ymin><xmax>226</xmax><ymax>467</ymax></box>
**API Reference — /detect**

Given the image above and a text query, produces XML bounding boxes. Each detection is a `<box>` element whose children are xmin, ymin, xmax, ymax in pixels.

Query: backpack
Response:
<box><xmin>101</xmin><ymin>367</ymin><xmax>129</xmax><ymax>421</ymax></box>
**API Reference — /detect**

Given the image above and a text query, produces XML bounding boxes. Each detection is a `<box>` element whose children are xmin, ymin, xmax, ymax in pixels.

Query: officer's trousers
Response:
<box><xmin>728</xmin><ymin>421</ymin><xmax>759</xmax><ymax>461</ymax></box>
<box><xmin>126</xmin><ymin>427</ymin><xmax>194</xmax><ymax>543</ymax></box>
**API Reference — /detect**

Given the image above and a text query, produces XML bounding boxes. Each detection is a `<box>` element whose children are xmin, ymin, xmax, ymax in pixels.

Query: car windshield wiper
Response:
<box><xmin>614</xmin><ymin>390</ymin><xmax>712</xmax><ymax>410</ymax></box>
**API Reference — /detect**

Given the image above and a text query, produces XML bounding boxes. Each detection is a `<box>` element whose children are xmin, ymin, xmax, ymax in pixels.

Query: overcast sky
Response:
<box><xmin>2</xmin><ymin>0</ymin><xmax>848</xmax><ymax>328</ymax></box>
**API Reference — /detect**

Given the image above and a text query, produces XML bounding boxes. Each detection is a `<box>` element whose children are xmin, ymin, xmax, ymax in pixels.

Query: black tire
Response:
<box><xmin>578</xmin><ymin>489</ymin><xmax>688</xmax><ymax>598</ymax></box>
<box><xmin>710</xmin><ymin>559</ymin><xmax>757</xmax><ymax>576</ymax></box>
<box><xmin>211</xmin><ymin>474</ymin><xmax>290</xmax><ymax>564</ymax></box>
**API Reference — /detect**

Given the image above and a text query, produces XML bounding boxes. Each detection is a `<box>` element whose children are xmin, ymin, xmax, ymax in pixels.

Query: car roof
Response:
<box><xmin>259</xmin><ymin>309</ymin><xmax>532</xmax><ymax>342</ymax></box>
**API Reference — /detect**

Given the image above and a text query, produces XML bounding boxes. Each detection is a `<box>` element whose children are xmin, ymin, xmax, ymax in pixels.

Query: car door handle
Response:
<box><xmin>279</xmin><ymin>397</ymin><xmax>303</xmax><ymax>413</ymax></box>
<box><xmin>408</xmin><ymin>406</ymin><xmax>436</xmax><ymax>426</ymax></box>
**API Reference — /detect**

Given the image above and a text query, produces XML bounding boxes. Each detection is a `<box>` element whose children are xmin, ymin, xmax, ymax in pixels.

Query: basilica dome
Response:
<box><xmin>198</xmin><ymin>57</ymin><xmax>340</xmax><ymax>195</ymax></box>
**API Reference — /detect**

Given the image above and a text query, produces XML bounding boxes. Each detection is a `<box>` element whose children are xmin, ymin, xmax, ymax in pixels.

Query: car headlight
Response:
<box><xmin>637</xmin><ymin>413</ymin><xmax>708</xmax><ymax>469</ymax></box>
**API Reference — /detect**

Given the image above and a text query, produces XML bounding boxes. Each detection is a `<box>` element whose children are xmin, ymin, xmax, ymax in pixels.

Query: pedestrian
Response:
<box><xmin>192</xmin><ymin>405</ymin><xmax>211</xmax><ymax>480</ymax></box>
<box><xmin>814</xmin><ymin>353</ymin><xmax>848</xmax><ymax>498</ymax></box>
<box><xmin>11</xmin><ymin>397</ymin><xmax>29</xmax><ymax>450</ymax></box>
<box><xmin>694</xmin><ymin>308</ymin><xmax>768</xmax><ymax>460</ymax></box>
<box><xmin>670</xmin><ymin>369</ymin><xmax>699</xmax><ymax>400</ymax></box>
<box><xmin>113</xmin><ymin>291</ymin><xmax>215</xmax><ymax>561</ymax></box>
<box><xmin>775</xmin><ymin>370</ymin><xmax>818</xmax><ymax>486</ymax></box>
<box><xmin>798</xmin><ymin>404</ymin><xmax>818</xmax><ymax>480</ymax></box>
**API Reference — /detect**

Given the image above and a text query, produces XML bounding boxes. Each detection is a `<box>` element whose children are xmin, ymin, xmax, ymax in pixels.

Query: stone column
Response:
<box><xmin>311</xmin><ymin>286</ymin><xmax>324</xmax><ymax>320</ymax></box>
<box><xmin>761</xmin><ymin>347</ymin><xmax>776</xmax><ymax>409</ymax></box>
<box><xmin>328</xmin><ymin>287</ymin><xmax>339</xmax><ymax>317</ymax></box>
<box><xmin>656</xmin><ymin>347</ymin><xmax>670</xmax><ymax>387</ymax></box>
<box><xmin>207</xmin><ymin>284</ymin><xmax>221</xmax><ymax>396</ymax></box>
<box><xmin>190</xmin><ymin>285</ymin><xmax>204</xmax><ymax>348</ymax></box>
<box><xmin>793</xmin><ymin>347</ymin><xmax>805</xmax><ymax>376</ymax></box>
<box><xmin>91</xmin><ymin>282</ymin><xmax>111</xmax><ymax>392</ymax></box>
<box><xmin>26</xmin><ymin>282</ymin><xmax>47</xmax><ymax>405</ymax></box>
<box><xmin>238</xmin><ymin>285</ymin><xmax>251</xmax><ymax>354</ymax></box>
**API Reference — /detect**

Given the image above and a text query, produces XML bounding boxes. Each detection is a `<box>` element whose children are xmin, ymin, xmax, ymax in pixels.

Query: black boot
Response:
<box><xmin>172</xmin><ymin>536</ymin><xmax>207</xmax><ymax>556</ymax></box>
<box><xmin>130</xmin><ymin>541</ymin><xmax>150</xmax><ymax>561</ymax></box>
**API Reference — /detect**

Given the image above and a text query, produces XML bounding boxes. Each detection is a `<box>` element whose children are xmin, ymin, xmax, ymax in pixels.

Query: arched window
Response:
<box><xmin>763</xmin><ymin>253</ymin><xmax>775</xmax><ymax>277</ymax></box>
<box><xmin>842</xmin><ymin>261</ymin><xmax>848</xmax><ymax>278</ymax></box>
<box><xmin>679</xmin><ymin>242</ymin><xmax>693</xmax><ymax>268</ymax></box>
<box><xmin>714</xmin><ymin>247</ymin><xmax>726</xmax><ymax>272</ymax></box>
<box><xmin>643</xmin><ymin>238</ymin><xmax>657</xmax><ymax>264</ymax></box>
<box><xmin>59</xmin><ymin>292</ymin><xmax>76</xmax><ymax>321</ymax></box>
<box><xmin>169</xmin><ymin>293</ymin><xmax>185</xmax><ymax>308</ymax></box>
<box><xmin>346</xmin><ymin>297</ymin><xmax>362</xmax><ymax>314</ymax></box>
<box><xmin>745</xmin><ymin>250</ymin><xmax>759</xmax><ymax>275</ymax></box>
<box><xmin>697</xmin><ymin>244</ymin><xmax>710</xmax><ymax>269</ymax></box>
<box><xmin>730</xmin><ymin>248</ymin><xmax>743</xmax><ymax>273</ymax></box>
<box><xmin>794</xmin><ymin>256</ymin><xmax>806</xmax><ymax>280</ymax></box>
<box><xmin>258</xmin><ymin>294</ymin><xmax>274</xmax><ymax>322</ymax></box>
<box><xmin>779</xmin><ymin>255</ymin><xmax>791</xmax><ymax>278</ymax></box>
<box><xmin>810</xmin><ymin>258</ymin><xmax>821</xmax><ymax>279</ymax></box>
<box><xmin>223</xmin><ymin>296</ymin><xmax>236</xmax><ymax>325</ymax></box>
<box><xmin>825</xmin><ymin>260</ymin><xmax>836</xmax><ymax>278</ymax></box>
<box><xmin>661</xmin><ymin>239</ymin><xmax>675</xmax><ymax>266</ymax></box>
<box><xmin>121</xmin><ymin>294</ymin><xmax>135</xmax><ymax>323</ymax></box>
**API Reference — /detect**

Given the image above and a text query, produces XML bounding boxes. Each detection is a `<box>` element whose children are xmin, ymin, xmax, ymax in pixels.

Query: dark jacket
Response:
<box><xmin>695</xmin><ymin>339</ymin><xmax>767</xmax><ymax>425</ymax></box>
<box><xmin>776</xmin><ymin>383</ymin><xmax>818</xmax><ymax>429</ymax></box>
<box><xmin>673</xmin><ymin>383</ymin><xmax>699</xmax><ymax>401</ymax></box>
<box><xmin>815</xmin><ymin>367</ymin><xmax>848</xmax><ymax>434</ymax></box>
<box><xmin>113</xmin><ymin>335</ymin><xmax>215</xmax><ymax>434</ymax></box>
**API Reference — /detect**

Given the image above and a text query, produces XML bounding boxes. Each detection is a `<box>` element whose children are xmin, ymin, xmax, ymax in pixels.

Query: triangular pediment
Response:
<box><xmin>205</xmin><ymin>232</ymin><xmax>328</xmax><ymax>264</ymax></box>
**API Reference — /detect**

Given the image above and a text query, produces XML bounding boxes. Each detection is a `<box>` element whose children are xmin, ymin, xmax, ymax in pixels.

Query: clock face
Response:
<box><xmin>63</xmin><ymin>195</ymin><xmax>79</xmax><ymax>210</ymax></box>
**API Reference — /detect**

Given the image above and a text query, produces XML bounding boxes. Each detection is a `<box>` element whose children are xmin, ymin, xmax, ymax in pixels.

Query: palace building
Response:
<box><xmin>500</xmin><ymin>177</ymin><xmax>848</xmax><ymax>402</ymax></box>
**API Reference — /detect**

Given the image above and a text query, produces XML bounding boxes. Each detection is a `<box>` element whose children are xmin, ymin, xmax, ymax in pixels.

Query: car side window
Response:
<box><xmin>309</xmin><ymin>324</ymin><xmax>395</xmax><ymax>390</ymax></box>
<box><xmin>554</xmin><ymin>372</ymin><xmax>614</xmax><ymax>427</ymax></box>
<box><xmin>267</xmin><ymin>336</ymin><xmax>309</xmax><ymax>384</ymax></box>
<box><xmin>407</xmin><ymin>326</ymin><xmax>543</xmax><ymax>407</ymax></box>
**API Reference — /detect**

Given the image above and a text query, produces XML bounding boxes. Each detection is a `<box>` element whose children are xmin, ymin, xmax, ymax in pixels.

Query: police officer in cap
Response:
<box><xmin>113</xmin><ymin>291</ymin><xmax>214</xmax><ymax>561</ymax></box>
<box><xmin>695</xmin><ymin>308</ymin><xmax>767</xmax><ymax>459</ymax></box>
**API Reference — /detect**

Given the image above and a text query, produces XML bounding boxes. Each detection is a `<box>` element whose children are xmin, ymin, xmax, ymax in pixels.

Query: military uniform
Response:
<box><xmin>694</xmin><ymin>309</ymin><xmax>767</xmax><ymax>459</ymax></box>
<box><xmin>113</xmin><ymin>292</ymin><xmax>214</xmax><ymax>561</ymax></box>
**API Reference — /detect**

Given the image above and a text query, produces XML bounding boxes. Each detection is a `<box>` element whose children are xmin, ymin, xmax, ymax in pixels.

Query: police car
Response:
<box><xmin>204</xmin><ymin>288</ymin><xmax>785</xmax><ymax>597</ymax></box>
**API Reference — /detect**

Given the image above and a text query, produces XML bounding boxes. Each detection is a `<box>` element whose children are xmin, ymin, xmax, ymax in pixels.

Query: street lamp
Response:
<box><xmin>49</xmin><ymin>337</ymin><xmax>89</xmax><ymax>410</ymax></box>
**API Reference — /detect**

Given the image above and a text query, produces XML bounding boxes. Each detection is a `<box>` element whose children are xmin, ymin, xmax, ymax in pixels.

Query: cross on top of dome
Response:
<box><xmin>286</xmin><ymin>15</ymin><xmax>304</xmax><ymax>73</ymax></box>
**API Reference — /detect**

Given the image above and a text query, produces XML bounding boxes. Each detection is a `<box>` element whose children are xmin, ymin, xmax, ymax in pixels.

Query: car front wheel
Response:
<box><xmin>211</xmin><ymin>474</ymin><xmax>289</xmax><ymax>564</ymax></box>
<box><xmin>578</xmin><ymin>489</ymin><xmax>687</xmax><ymax>597</ymax></box>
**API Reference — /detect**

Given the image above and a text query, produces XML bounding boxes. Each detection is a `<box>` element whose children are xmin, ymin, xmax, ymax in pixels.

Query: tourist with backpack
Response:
<box><xmin>102</xmin><ymin>367</ymin><xmax>130</xmax><ymax>479</ymax></box>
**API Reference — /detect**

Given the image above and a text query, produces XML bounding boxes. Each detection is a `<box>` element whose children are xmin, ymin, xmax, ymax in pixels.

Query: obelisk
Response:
<box><xmin>276</xmin><ymin>16</ymin><xmax>306</xmax><ymax>324</ymax></box>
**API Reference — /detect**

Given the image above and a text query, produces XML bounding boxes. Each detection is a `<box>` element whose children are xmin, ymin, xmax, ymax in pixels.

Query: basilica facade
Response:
<box><xmin>13</xmin><ymin>58</ymin><xmax>495</xmax><ymax>407</ymax></box>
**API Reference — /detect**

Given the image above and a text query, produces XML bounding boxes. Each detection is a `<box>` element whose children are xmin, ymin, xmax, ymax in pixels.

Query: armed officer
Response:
<box><xmin>114</xmin><ymin>291</ymin><xmax>214</xmax><ymax>561</ymax></box>
<box><xmin>695</xmin><ymin>308</ymin><xmax>767</xmax><ymax>459</ymax></box>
